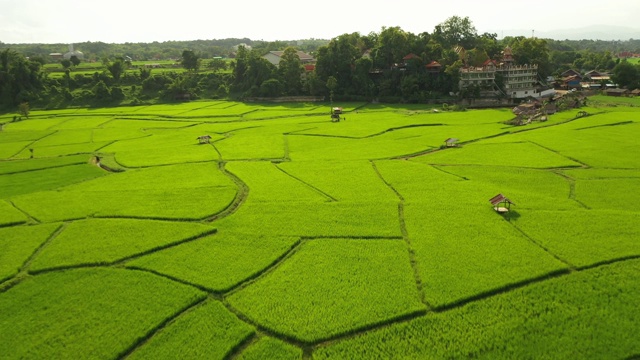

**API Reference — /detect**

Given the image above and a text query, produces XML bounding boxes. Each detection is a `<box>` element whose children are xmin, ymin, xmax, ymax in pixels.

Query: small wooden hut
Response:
<box><xmin>197</xmin><ymin>135</ymin><xmax>212</xmax><ymax>144</ymax></box>
<box><xmin>444</xmin><ymin>138</ymin><xmax>459</xmax><ymax>147</ymax></box>
<box><xmin>489</xmin><ymin>194</ymin><xmax>515</xmax><ymax>213</ymax></box>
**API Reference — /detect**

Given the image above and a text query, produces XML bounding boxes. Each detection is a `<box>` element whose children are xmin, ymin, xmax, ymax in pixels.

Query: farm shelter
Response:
<box><xmin>490</xmin><ymin>194</ymin><xmax>515</xmax><ymax>213</ymax></box>
<box><xmin>606</xmin><ymin>88</ymin><xmax>629</xmax><ymax>97</ymax></box>
<box><xmin>197</xmin><ymin>135</ymin><xmax>212</xmax><ymax>144</ymax></box>
<box><xmin>444</xmin><ymin>138</ymin><xmax>459</xmax><ymax>147</ymax></box>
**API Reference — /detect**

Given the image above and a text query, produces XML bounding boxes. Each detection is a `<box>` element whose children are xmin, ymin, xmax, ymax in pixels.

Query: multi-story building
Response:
<box><xmin>459</xmin><ymin>47</ymin><xmax>539</xmax><ymax>99</ymax></box>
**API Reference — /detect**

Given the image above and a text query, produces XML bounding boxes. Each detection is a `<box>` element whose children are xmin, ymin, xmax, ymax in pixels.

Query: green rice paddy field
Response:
<box><xmin>1</xmin><ymin>97</ymin><xmax>640</xmax><ymax>359</ymax></box>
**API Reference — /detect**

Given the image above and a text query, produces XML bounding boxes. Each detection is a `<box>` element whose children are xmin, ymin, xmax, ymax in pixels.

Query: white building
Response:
<box><xmin>459</xmin><ymin>47</ymin><xmax>539</xmax><ymax>99</ymax></box>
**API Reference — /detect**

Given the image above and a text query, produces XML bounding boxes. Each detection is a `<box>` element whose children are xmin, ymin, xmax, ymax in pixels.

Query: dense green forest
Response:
<box><xmin>2</xmin><ymin>16</ymin><xmax>640</xmax><ymax>111</ymax></box>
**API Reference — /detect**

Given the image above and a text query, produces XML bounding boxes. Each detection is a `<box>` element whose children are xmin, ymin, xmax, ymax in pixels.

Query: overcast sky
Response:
<box><xmin>1</xmin><ymin>0</ymin><xmax>639</xmax><ymax>44</ymax></box>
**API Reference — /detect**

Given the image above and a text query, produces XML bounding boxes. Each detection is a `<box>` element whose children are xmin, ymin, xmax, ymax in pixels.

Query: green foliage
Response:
<box><xmin>181</xmin><ymin>50</ymin><xmax>201</xmax><ymax>72</ymax></box>
<box><xmin>0</xmin><ymin>223</ymin><xmax>60</xmax><ymax>281</ymax></box>
<box><xmin>0</xmin><ymin>200</ymin><xmax>29</xmax><ymax>226</ymax></box>
<box><xmin>315</xmin><ymin>259</ymin><xmax>640</xmax><ymax>359</ymax></box>
<box><xmin>29</xmin><ymin>219</ymin><xmax>216</xmax><ymax>271</ymax></box>
<box><xmin>228</xmin><ymin>240</ymin><xmax>425</xmax><ymax>342</ymax></box>
<box><xmin>128</xmin><ymin>300</ymin><xmax>254</xmax><ymax>360</ymax></box>
<box><xmin>0</xmin><ymin>268</ymin><xmax>205</xmax><ymax>359</ymax></box>
<box><xmin>128</xmin><ymin>234</ymin><xmax>298</xmax><ymax>292</ymax></box>
<box><xmin>238</xmin><ymin>337</ymin><xmax>303</xmax><ymax>360</ymax></box>
<box><xmin>0</xmin><ymin>164</ymin><xmax>105</xmax><ymax>198</ymax></box>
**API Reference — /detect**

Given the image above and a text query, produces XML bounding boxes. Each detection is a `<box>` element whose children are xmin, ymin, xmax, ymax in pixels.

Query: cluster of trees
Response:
<box><xmin>2</xmin><ymin>16</ymin><xmax>640</xmax><ymax>111</ymax></box>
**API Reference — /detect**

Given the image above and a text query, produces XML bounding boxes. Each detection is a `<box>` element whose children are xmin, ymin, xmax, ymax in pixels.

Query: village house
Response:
<box><xmin>263</xmin><ymin>51</ymin><xmax>315</xmax><ymax>67</ymax></box>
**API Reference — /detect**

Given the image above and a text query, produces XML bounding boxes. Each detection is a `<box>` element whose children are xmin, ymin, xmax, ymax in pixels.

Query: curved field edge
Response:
<box><xmin>313</xmin><ymin>258</ymin><xmax>640</xmax><ymax>359</ymax></box>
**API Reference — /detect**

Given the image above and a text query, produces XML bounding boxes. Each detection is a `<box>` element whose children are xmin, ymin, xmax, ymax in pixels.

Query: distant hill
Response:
<box><xmin>495</xmin><ymin>25</ymin><xmax>640</xmax><ymax>41</ymax></box>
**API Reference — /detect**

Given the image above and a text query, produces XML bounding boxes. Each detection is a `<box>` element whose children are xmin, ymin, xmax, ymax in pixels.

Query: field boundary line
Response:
<box><xmin>551</xmin><ymin>170</ymin><xmax>591</xmax><ymax>209</ymax></box>
<box><xmin>206</xmin><ymin>162</ymin><xmax>249</xmax><ymax>222</ymax></box>
<box><xmin>118</xmin><ymin>295</ymin><xmax>209</xmax><ymax>360</ymax></box>
<box><xmin>432</xmin><ymin>268</ymin><xmax>573</xmax><ymax>312</ymax></box>
<box><xmin>7</xmin><ymin>200</ymin><xmax>40</xmax><ymax>223</ymax></box>
<box><xmin>528</xmin><ymin>140</ymin><xmax>590</xmax><ymax>168</ymax></box>
<box><xmin>224</xmin><ymin>332</ymin><xmax>259</xmax><ymax>360</ymax></box>
<box><xmin>274</xmin><ymin>164</ymin><xmax>337</xmax><ymax>202</ymax></box>
<box><xmin>509</xmin><ymin>221</ymin><xmax>576</xmax><ymax>270</ymax></box>
<box><xmin>28</xmin><ymin>229</ymin><xmax>218</xmax><ymax>275</ymax></box>
<box><xmin>8</xmin><ymin>130</ymin><xmax>58</xmax><ymax>159</ymax></box>
<box><xmin>371</xmin><ymin>160</ymin><xmax>404</xmax><ymax>201</ymax></box>
<box><xmin>223</xmin><ymin>239</ymin><xmax>304</xmax><ymax>296</ymax></box>
<box><xmin>0</xmin><ymin>161</ymin><xmax>87</xmax><ymax>175</ymax></box>
<box><xmin>371</xmin><ymin>161</ymin><xmax>429</xmax><ymax>307</ymax></box>
<box><xmin>124</xmin><ymin>267</ymin><xmax>216</xmax><ymax>293</ymax></box>
<box><xmin>0</xmin><ymin>223</ymin><xmax>67</xmax><ymax>291</ymax></box>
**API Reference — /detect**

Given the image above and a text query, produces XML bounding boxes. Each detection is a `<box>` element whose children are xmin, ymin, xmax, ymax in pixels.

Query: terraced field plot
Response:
<box><xmin>1</xmin><ymin>99</ymin><xmax>639</xmax><ymax>359</ymax></box>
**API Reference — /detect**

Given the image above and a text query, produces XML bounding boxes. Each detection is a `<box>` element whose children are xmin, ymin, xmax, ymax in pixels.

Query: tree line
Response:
<box><xmin>2</xmin><ymin>16</ymin><xmax>640</xmax><ymax>111</ymax></box>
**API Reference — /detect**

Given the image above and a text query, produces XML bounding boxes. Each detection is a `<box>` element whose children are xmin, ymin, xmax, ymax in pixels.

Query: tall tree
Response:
<box><xmin>0</xmin><ymin>49</ymin><xmax>44</xmax><ymax>108</ymax></box>
<box><xmin>510</xmin><ymin>37</ymin><xmax>552</xmax><ymax>78</ymax></box>
<box><xmin>611</xmin><ymin>60</ymin><xmax>640</xmax><ymax>89</ymax></box>
<box><xmin>278</xmin><ymin>47</ymin><xmax>304</xmax><ymax>95</ymax></box>
<box><xmin>433</xmin><ymin>16</ymin><xmax>478</xmax><ymax>50</ymax></box>
<box><xmin>107</xmin><ymin>58</ymin><xmax>127</xmax><ymax>81</ymax></box>
<box><xmin>181</xmin><ymin>50</ymin><xmax>201</xmax><ymax>72</ymax></box>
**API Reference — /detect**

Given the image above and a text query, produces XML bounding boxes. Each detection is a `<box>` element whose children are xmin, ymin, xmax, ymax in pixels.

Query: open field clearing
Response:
<box><xmin>1</xmin><ymin>98</ymin><xmax>639</xmax><ymax>359</ymax></box>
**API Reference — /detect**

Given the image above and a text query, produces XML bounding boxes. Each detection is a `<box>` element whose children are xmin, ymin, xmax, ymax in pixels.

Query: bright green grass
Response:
<box><xmin>563</xmin><ymin>167</ymin><xmax>640</xmax><ymax>179</ymax></box>
<box><xmin>590</xmin><ymin>94</ymin><xmax>640</xmax><ymax>106</ymax></box>
<box><xmin>277</xmin><ymin>160</ymin><xmax>399</xmax><ymax>202</ymax></box>
<box><xmin>505</xmin><ymin>116</ymin><xmax>640</xmax><ymax>168</ymax></box>
<box><xmin>215</xmin><ymin>131</ymin><xmax>285</xmax><ymax>161</ymax></box>
<box><xmin>404</xmin><ymin>202</ymin><xmax>569</xmax><ymax>307</ymax></box>
<box><xmin>238</xmin><ymin>337</ymin><xmax>303</xmax><ymax>360</ymax></box>
<box><xmin>101</xmin><ymin>130</ymin><xmax>222</xmax><ymax>167</ymax></box>
<box><xmin>128</xmin><ymin>299</ymin><xmax>254</xmax><ymax>360</ymax></box>
<box><xmin>127</xmin><ymin>233</ymin><xmax>298</xmax><ymax>292</ymax></box>
<box><xmin>0</xmin><ymin>223</ymin><xmax>60</xmax><ymax>282</ymax></box>
<box><xmin>0</xmin><ymin>141</ymin><xmax>31</xmax><ymax>159</ymax></box>
<box><xmin>215</xmin><ymin>200</ymin><xmax>400</xmax><ymax>238</ymax></box>
<box><xmin>226</xmin><ymin>161</ymin><xmax>329</xmax><ymax>202</ymax></box>
<box><xmin>2</xmin><ymin>118</ymin><xmax>69</xmax><ymax>131</ymax></box>
<box><xmin>0</xmin><ymin>268</ymin><xmax>206</xmax><ymax>360</ymax></box>
<box><xmin>14</xmin><ymin>141</ymin><xmax>112</xmax><ymax>159</ymax></box>
<box><xmin>314</xmin><ymin>259</ymin><xmax>640</xmax><ymax>359</ymax></box>
<box><xmin>287</xmin><ymin>129</ymin><xmax>434</xmax><ymax>161</ymax></box>
<box><xmin>11</xmin><ymin>162</ymin><xmax>237</xmax><ymax>222</ymax></box>
<box><xmin>48</xmin><ymin>117</ymin><xmax>112</xmax><ymax>130</ymax></box>
<box><xmin>0</xmin><ymin>129</ymin><xmax>54</xmax><ymax>143</ymax></box>
<box><xmin>227</xmin><ymin>240</ymin><xmax>425</xmax><ymax>342</ymax></box>
<box><xmin>0</xmin><ymin>154</ymin><xmax>90</xmax><ymax>174</ymax></box>
<box><xmin>417</xmin><ymin>141</ymin><xmax>582</xmax><ymax>168</ymax></box>
<box><xmin>0</xmin><ymin>200</ymin><xmax>28</xmax><ymax>226</ymax></box>
<box><xmin>432</xmin><ymin>164</ymin><xmax>581</xmax><ymax>210</ymax></box>
<box><xmin>32</xmin><ymin>129</ymin><xmax>94</xmax><ymax>147</ymax></box>
<box><xmin>29</xmin><ymin>219</ymin><xmax>216</xmax><ymax>272</ymax></box>
<box><xmin>514</xmin><ymin>210</ymin><xmax>640</xmax><ymax>267</ymax></box>
<box><xmin>0</xmin><ymin>164</ymin><xmax>106</xmax><ymax>198</ymax></box>
<box><xmin>575</xmin><ymin>178</ymin><xmax>640</xmax><ymax>211</ymax></box>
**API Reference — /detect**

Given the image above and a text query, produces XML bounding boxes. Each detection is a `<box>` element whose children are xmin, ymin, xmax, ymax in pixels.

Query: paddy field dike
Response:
<box><xmin>1</xmin><ymin>95</ymin><xmax>639</xmax><ymax>359</ymax></box>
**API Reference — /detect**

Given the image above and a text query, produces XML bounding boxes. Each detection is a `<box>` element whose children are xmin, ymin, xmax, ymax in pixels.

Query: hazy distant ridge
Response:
<box><xmin>494</xmin><ymin>25</ymin><xmax>639</xmax><ymax>41</ymax></box>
